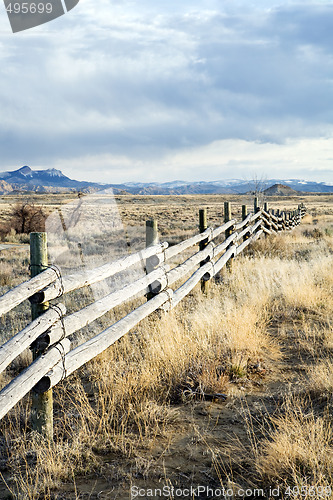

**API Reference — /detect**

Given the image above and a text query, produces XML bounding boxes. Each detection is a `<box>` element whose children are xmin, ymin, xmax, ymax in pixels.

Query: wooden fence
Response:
<box><xmin>0</xmin><ymin>199</ymin><xmax>306</xmax><ymax>440</ymax></box>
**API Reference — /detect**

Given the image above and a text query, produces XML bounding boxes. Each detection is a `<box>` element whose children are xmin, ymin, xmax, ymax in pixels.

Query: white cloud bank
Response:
<box><xmin>0</xmin><ymin>0</ymin><xmax>332</xmax><ymax>183</ymax></box>
<box><xmin>52</xmin><ymin>136</ymin><xmax>333</xmax><ymax>184</ymax></box>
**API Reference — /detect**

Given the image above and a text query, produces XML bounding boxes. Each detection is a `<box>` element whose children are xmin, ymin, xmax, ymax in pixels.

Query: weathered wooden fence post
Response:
<box><xmin>199</xmin><ymin>208</ymin><xmax>209</xmax><ymax>294</ymax></box>
<box><xmin>224</xmin><ymin>202</ymin><xmax>233</xmax><ymax>271</ymax></box>
<box><xmin>242</xmin><ymin>204</ymin><xmax>248</xmax><ymax>242</ymax></box>
<box><xmin>284</xmin><ymin>212</ymin><xmax>287</xmax><ymax>227</ymax></box>
<box><xmin>146</xmin><ymin>219</ymin><xmax>158</xmax><ymax>249</ymax></box>
<box><xmin>30</xmin><ymin>233</ymin><xmax>49</xmax><ymax>321</ymax></box>
<box><xmin>263</xmin><ymin>202</ymin><xmax>270</xmax><ymax>237</ymax></box>
<box><xmin>30</xmin><ymin>232</ymin><xmax>53</xmax><ymax>441</ymax></box>
<box><xmin>253</xmin><ymin>197</ymin><xmax>262</xmax><ymax>236</ymax></box>
<box><xmin>254</xmin><ymin>197</ymin><xmax>260</xmax><ymax>213</ymax></box>
<box><xmin>146</xmin><ymin>219</ymin><xmax>159</xmax><ymax>300</ymax></box>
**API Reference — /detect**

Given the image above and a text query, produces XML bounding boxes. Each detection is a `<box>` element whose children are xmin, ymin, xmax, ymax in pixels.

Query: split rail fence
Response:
<box><xmin>0</xmin><ymin>199</ymin><xmax>306</xmax><ymax>439</ymax></box>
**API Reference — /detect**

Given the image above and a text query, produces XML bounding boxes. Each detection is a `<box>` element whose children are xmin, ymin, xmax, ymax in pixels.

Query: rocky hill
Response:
<box><xmin>263</xmin><ymin>183</ymin><xmax>299</xmax><ymax>196</ymax></box>
<box><xmin>0</xmin><ymin>180</ymin><xmax>13</xmax><ymax>194</ymax></box>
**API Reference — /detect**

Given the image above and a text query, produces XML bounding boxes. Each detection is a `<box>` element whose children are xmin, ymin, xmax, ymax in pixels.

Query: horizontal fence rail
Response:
<box><xmin>0</xmin><ymin>303</ymin><xmax>66</xmax><ymax>376</ymax></box>
<box><xmin>0</xmin><ymin>265</ymin><xmax>60</xmax><ymax>317</ymax></box>
<box><xmin>0</xmin><ymin>199</ymin><xmax>307</xmax><ymax>438</ymax></box>
<box><xmin>30</xmin><ymin>242</ymin><xmax>169</xmax><ymax>304</ymax></box>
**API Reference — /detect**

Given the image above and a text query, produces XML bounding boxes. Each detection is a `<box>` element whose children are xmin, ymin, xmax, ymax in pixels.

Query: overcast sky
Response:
<box><xmin>0</xmin><ymin>0</ymin><xmax>333</xmax><ymax>184</ymax></box>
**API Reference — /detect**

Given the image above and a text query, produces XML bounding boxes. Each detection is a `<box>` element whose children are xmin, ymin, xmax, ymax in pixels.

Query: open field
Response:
<box><xmin>0</xmin><ymin>193</ymin><xmax>332</xmax><ymax>499</ymax></box>
<box><xmin>1</xmin><ymin>191</ymin><xmax>332</xmax><ymax>243</ymax></box>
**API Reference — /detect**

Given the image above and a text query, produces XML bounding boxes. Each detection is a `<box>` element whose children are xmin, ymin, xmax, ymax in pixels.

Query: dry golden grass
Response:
<box><xmin>256</xmin><ymin>396</ymin><xmax>333</xmax><ymax>496</ymax></box>
<box><xmin>307</xmin><ymin>360</ymin><xmax>333</xmax><ymax>394</ymax></box>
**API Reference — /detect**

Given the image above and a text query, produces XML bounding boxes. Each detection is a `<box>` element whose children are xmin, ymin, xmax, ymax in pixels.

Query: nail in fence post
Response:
<box><xmin>199</xmin><ymin>209</ymin><xmax>209</xmax><ymax>294</ymax></box>
<box><xmin>224</xmin><ymin>202</ymin><xmax>233</xmax><ymax>271</ymax></box>
<box><xmin>145</xmin><ymin>219</ymin><xmax>159</xmax><ymax>300</ymax></box>
<box><xmin>30</xmin><ymin>232</ymin><xmax>53</xmax><ymax>441</ymax></box>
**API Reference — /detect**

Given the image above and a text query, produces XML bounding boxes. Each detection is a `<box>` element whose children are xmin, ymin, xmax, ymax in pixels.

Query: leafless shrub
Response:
<box><xmin>0</xmin><ymin>201</ymin><xmax>46</xmax><ymax>239</ymax></box>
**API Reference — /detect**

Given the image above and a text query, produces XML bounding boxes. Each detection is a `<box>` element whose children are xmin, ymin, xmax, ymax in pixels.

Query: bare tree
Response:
<box><xmin>243</xmin><ymin>172</ymin><xmax>268</xmax><ymax>207</ymax></box>
<box><xmin>8</xmin><ymin>200</ymin><xmax>46</xmax><ymax>234</ymax></box>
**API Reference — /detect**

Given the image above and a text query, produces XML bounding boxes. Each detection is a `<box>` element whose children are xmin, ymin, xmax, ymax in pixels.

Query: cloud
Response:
<box><xmin>52</xmin><ymin>136</ymin><xmax>333</xmax><ymax>184</ymax></box>
<box><xmin>0</xmin><ymin>0</ymin><xmax>332</xmax><ymax>182</ymax></box>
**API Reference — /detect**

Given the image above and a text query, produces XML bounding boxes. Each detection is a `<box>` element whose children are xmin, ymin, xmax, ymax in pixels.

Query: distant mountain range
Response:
<box><xmin>0</xmin><ymin>166</ymin><xmax>94</xmax><ymax>193</ymax></box>
<box><xmin>0</xmin><ymin>166</ymin><xmax>332</xmax><ymax>195</ymax></box>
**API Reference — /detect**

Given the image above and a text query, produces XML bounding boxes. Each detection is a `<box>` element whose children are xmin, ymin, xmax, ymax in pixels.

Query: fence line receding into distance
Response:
<box><xmin>0</xmin><ymin>199</ymin><xmax>306</xmax><ymax>439</ymax></box>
